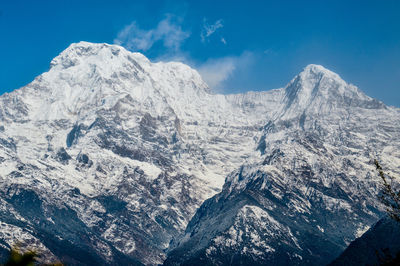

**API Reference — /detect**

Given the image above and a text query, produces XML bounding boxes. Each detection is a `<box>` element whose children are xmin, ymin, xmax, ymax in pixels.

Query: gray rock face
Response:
<box><xmin>0</xmin><ymin>43</ymin><xmax>399</xmax><ymax>265</ymax></box>
<box><xmin>165</xmin><ymin>66</ymin><xmax>400</xmax><ymax>265</ymax></box>
<box><xmin>0</xmin><ymin>42</ymin><xmax>279</xmax><ymax>265</ymax></box>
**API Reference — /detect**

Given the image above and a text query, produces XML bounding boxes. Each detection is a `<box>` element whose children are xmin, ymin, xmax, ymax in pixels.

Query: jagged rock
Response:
<box><xmin>0</xmin><ymin>42</ymin><xmax>399</xmax><ymax>265</ymax></box>
<box><xmin>165</xmin><ymin>66</ymin><xmax>400</xmax><ymax>265</ymax></box>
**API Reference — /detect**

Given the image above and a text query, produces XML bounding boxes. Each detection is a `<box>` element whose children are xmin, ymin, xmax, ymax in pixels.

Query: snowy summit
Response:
<box><xmin>0</xmin><ymin>42</ymin><xmax>399</xmax><ymax>265</ymax></box>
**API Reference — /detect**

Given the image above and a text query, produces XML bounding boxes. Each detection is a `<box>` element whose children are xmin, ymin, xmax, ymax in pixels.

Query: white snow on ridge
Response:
<box><xmin>0</xmin><ymin>41</ymin><xmax>399</xmax><ymax>265</ymax></box>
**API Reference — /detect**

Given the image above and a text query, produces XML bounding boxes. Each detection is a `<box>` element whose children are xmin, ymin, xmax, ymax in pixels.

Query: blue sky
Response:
<box><xmin>0</xmin><ymin>0</ymin><xmax>399</xmax><ymax>106</ymax></box>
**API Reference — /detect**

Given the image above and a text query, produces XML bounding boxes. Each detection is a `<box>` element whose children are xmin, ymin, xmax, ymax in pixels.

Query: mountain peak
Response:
<box><xmin>21</xmin><ymin>41</ymin><xmax>210</xmax><ymax>121</ymax></box>
<box><xmin>49</xmin><ymin>41</ymin><xmax>150</xmax><ymax>70</ymax></box>
<box><xmin>296</xmin><ymin>64</ymin><xmax>347</xmax><ymax>90</ymax></box>
<box><xmin>297</xmin><ymin>64</ymin><xmax>348</xmax><ymax>89</ymax></box>
<box><xmin>302</xmin><ymin>64</ymin><xmax>337</xmax><ymax>76</ymax></box>
<box><xmin>0</xmin><ymin>41</ymin><xmax>398</xmax><ymax>266</ymax></box>
<box><xmin>282</xmin><ymin>64</ymin><xmax>382</xmax><ymax>116</ymax></box>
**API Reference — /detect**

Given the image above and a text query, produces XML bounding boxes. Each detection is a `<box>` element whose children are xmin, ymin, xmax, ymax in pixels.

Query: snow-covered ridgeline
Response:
<box><xmin>0</xmin><ymin>41</ymin><xmax>399</xmax><ymax>265</ymax></box>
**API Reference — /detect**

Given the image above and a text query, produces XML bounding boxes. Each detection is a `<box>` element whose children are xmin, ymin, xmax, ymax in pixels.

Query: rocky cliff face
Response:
<box><xmin>0</xmin><ymin>42</ymin><xmax>280</xmax><ymax>265</ymax></box>
<box><xmin>164</xmin><ymin>65</ymin><xmax>400</xmax><ymax>265</ymax></box>
<box><xmin>0</xmin><ymin>42</ymin><xmax>399</xmax><ymax>265</ymax></box>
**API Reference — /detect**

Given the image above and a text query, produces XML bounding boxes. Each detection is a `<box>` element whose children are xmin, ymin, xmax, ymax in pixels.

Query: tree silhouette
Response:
<box><xmin>3</xmin><ymin>248</ymin><xmax>36</xmax><ymax>266</ymax></box>
<box><xmin>374</xmin><ymin>160</ymin><xmax>400</xmax><ymax>265</ymax></box>
<box><xmin>2</xmin><ymin>247</ymin><xmax>63</xmax><ymax>266</ymax></box>
<box><xmin>375</xmin><ymin>159</ymin><xmax>400</xmax><ymax>222</ymax></box>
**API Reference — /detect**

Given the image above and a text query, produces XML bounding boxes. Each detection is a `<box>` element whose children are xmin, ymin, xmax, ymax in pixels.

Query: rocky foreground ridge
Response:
<box><xmin>0</xmin><ymin>42</ymin><xmax>399</xmax><ymax>265</ymax></box>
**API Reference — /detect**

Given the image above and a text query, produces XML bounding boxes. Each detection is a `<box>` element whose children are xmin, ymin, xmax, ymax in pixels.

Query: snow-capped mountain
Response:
<box><xmin>0</xmin><ymin>42</ymin><xmax>399</xmax><ymax>265</ymax></box>
<box><xmin>164</xmin><ymin>66</ymin><xmax>400</xmax><ymax>265</ymax></box>
<box><xmin>0</xmin><ymin>42</ymin><xmax>279</xmax><ymax>265</ymax></box>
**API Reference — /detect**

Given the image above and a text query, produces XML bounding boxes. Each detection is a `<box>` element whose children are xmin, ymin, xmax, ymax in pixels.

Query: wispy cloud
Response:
<box><xmin>263</xmin><ymin>48</ymin><xmax>278</xmax><ymax>56</ymax></box>
<box><xmin>201</xmin><ymin>19</ymin><xmax>224</xmax><ymax>43</ymax></box>
<box><xmin>114</xmin><ymin>15</ymin><xmax>190</xmax><ymax>52</ymax></box>
<box><xmin>197</xmin><ymin>52</ymin><xmax>254</xmax><ymax>91</ymax></box>
<box><xmin>114</xmin><ymin>15</ymin><xmax>251</xmax><ymax>93</ymax></box>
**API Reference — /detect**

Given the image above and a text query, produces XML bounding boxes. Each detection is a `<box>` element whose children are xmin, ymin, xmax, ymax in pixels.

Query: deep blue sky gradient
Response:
<box><xmin>0</xmin><ymin>0</ymin><xmax>399</xmax><ymax>106</ymax></box>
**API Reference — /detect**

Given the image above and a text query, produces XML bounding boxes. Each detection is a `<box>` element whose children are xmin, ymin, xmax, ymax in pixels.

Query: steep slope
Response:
<box><xmin>329</xmin><ymin>216</ymin><xmax>400</xmax><ymax>266</ymax></box>
<box><xmin>1</xmin><ymin>42</ymin><xmax>399</xmax><ymax>265</ymax></box>
<box><xmin>165</xmin><ymin>65</ymin><xmax>400</xmax><ymax>265</ymax></box>
<box><xmin>0</xmin><ymin>42</ymin><xmax>279</xmax><ymax>265</ymax></box>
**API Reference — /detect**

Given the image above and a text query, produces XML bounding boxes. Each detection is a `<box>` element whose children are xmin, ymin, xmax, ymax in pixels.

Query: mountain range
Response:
<box><xmin>0</xmin><ymin>42</ymin><xmax>399</xmax><ymax>265</ymax></box>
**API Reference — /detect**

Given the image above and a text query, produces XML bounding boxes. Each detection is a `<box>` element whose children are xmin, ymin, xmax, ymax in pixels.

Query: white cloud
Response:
<box><xmin>114</xmin><ymin>16</ymin><xmax>190</xmax><ymax>52</ymax></box>
<box><xmin>197</xmin><ymin>52</ymin><xmax>253</xmax><ymax>90</ymax></box>
<box><xmin>114</xmin><ymin>15</ymin><xmax>252</xmax><ymax>92</ymax></box>
<box><xmin>263</xmin><ymin>48</ymin><xmax>277</xmax><ymax>56</ymax></box>
<box><xmin>201</xmin><ymin>19</ymin><xmax>224</xmax><ymax>43</ymax></box>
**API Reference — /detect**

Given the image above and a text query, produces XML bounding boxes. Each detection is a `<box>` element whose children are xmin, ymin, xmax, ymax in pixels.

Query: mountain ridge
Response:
<box><xmin>0</xmin><ymin>42</ymin><xmax>399</xmax><ymax>265</ymax></box>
